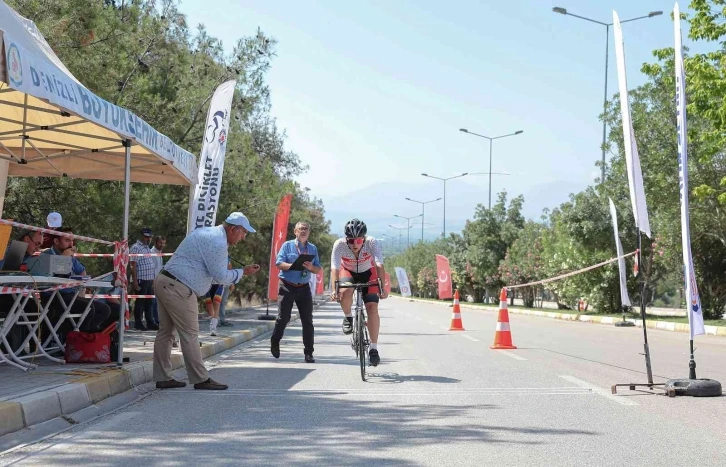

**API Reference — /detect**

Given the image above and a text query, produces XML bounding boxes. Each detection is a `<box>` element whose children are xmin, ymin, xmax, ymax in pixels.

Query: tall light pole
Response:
<box><xmin>552</xmin><ymin>7</ymin><xmax>663</xmax><ymax>183</ymax></box>
<box><xmin>388</xmin><ymin>224</ymin><xmax>410</xmax><ymax>253</ymax></box>
<box><xmin>459</xmin><ymin>129</ymin><xmax>523</xmax><ymax>210</ymax></box>
<box><xmin>394</xmin><ymin>214</ymin><xmax>423</xmax><ymax>248</ymax></box>
<box><xmin>421</xmin><ymin>172</ymin><xmax>468</xmax><ymax>238</ymax></box>
<box><xmin>405</xmin><ymin>197</ymin><xmax>441</xmax><ymax>243</ymax></box>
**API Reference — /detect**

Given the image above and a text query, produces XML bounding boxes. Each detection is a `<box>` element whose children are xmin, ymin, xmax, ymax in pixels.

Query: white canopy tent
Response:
<box><xmin>0</xmin><ymin>0</ymin><xmax>197</xmax><ymax>208</ymax></box>
<box><xmin>0</xmin><ymin>0</ymin><xmax>198</xmax><ymax>365</ymax></box>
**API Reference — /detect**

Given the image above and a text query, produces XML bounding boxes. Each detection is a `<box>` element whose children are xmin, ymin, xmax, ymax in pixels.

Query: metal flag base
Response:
<box><xmin>611</xmin><ymin>382</ymin><xmax>667</xmax><ymax>395</ymax></box>
<box><xmin>615</xmin><ymin>308</ymin><xmax>635</xmax><ymax>327</ymax></box>
<box><xmin>258</xmin><ymin>302</ymin><xmax>276</xmax><ymax>321</ymax></box>
<box><xmin>663</xmin><ymin>379</ymin><xmax>722</xmax><ymax>398</ymax></box>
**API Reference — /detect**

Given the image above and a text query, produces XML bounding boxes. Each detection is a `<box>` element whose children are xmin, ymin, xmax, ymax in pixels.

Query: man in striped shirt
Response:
<box><xmin>129</xmin><ymin>228</ymin><xmax>158</xmax><ymax>331</ymax></box>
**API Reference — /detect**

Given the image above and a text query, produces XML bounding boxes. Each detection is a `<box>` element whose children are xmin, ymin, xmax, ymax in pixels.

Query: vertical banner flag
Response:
<box><xmin>316</xmin><ymin>269</ymin><xmax>325</xmax><ymax>295</ymax></box>
<box><xmin>435</xmin><ymin>254</ymin><xmax>453</xmax><ymax>300</ymax></box>
<box><xmin>609</xmin><ymin>199</ymin><xmax>631</xmax><ymax>307</ymax></box>
<box><xmin>613</xmin><ymin>12</ymin><xmax>651</xmax><ymax>238</ymax></box>
<box><xmin>189</xmin><ymin>81</ymin><xmax>236</xmax><ymax>232</ymax></box>
<box><xmin>395</xmin><ymin>267</ymin><xmax>412</xmax><ymax>297</ymax></box>
<box><xmin>674</xmin><ymin>2</ymin><xmax>705</xmax><ymax>337</ymax></box>
<box><xmin>384</xmin><ymin>272</ymin><xmax>392</xmax><ymax>295</ymax></box>
<box><xmin>267</xmin><ymin>194</ymin><xmax>293</xmax><ymax>302</ymax></box>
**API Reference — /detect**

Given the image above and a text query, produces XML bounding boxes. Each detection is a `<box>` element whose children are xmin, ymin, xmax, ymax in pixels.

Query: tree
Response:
<box><xmin>499</xmin><ymin>221</ymin><xmax>545</xmax><ymax>307</ymax></box>
<box><xmin>599</xmin><ymin>23</ymin><xmax>726</xmax><ymax>318</ymax></box>
<box><xmin>458</xmin><ymin>191</ymin><xmax>524</xmax><ymax>301</ymax></box>
<box><xmin>3</xmin><ymin>0</ymin><xmax>333</xmax><ymax>302</ymax></box>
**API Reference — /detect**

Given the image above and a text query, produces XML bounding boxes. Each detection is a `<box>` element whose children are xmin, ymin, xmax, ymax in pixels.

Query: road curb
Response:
<box><xmin>0</xmin><ymin>313</ymin><xmax>295</xmax><ymax>438</ymax></box>
<box><xmin>393</xmin><ymin>296</ymin><xmax>726</xmax><ymax>337</ymax></box>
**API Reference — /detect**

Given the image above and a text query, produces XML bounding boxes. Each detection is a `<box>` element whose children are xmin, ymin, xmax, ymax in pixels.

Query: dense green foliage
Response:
<box><xmin>4</xmin><ymin>1</ymin><xmax>725</xmax><ymax>319</ymax></box>
<box><xmin>2</xmin><ymin>0</ymin><xmax>332</xmax><ymax>303</ymax></box>
<box><xmin>387</xmin><ymin>1</ymin><xmax>725</xmax><ymax>319</ymax></box>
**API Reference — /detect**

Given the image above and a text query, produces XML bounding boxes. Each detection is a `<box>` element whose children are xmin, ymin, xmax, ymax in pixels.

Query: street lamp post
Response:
<box><xmin>421</xmin><ymin>172</ymin><xmax>468</xmax><ymax>238</ymax></box>
<box><xmin>388</xmin><ymin>224</ymin><xmax>410</xmax><ymax>253</ymax></box>
<box><xmin>394</xmin><ymin>214</ymin><xmax>423</xmax><ymax>248</ymax></box>
<box><xmin>552</xmin><ymin>7</ymin><xmax>663</xmax><ymax>183</ymax></box>
<box><xmin>405</xmin><ymin>197</ymin><xmax>441</xmax><ymax>243</ymax></box>
<box><xmin>459</xmin><ymin>129</ymin><xmax>523</xmax><ymax>210</ymax></box>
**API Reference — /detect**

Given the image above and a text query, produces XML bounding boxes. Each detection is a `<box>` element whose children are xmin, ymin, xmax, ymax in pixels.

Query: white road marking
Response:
<box><xmin>559</xmin><ymin>375</ymin><xmax>638</xmax><ymax>406</ymax></box>
<box><xmin>162</xmin><ymin>387</ymin><xmax>593</xmax><ymax>397</ymax></box>
<box><xmin>497</xmin><ymin>350</ymin><xmax>526</xmax><ymax>361</ymax></box>
<box><xmin>462</xmin><ymin>335</ymin><xmax>479</xmax><ymax>342</ymax></box>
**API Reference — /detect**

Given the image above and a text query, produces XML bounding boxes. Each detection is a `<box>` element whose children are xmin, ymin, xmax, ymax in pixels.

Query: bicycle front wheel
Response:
<box><xmin>357</xmin><ymin>307</ymin><xmax>366</xmax><ymax>381</ymax></box>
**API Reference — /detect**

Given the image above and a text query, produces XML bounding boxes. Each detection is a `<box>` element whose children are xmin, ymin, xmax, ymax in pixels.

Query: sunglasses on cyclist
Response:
<box><xmin>346</xmin><ymin>237</ymin><xmax>365</xmax><ymax>246</ymax></box>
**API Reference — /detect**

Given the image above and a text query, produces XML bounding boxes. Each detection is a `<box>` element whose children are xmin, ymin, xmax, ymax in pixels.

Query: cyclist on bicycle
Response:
<box><xmin>330</xmin><ymin>218</ymin><xmax>388</xmax><ymax>366</ymax></box>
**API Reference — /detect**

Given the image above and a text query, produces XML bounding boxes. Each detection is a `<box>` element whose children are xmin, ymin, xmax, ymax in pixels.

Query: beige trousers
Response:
<box><xmin>152</xmin><ymin>274</ymin><xmax>209</xmax><ymax>384</ymax></box>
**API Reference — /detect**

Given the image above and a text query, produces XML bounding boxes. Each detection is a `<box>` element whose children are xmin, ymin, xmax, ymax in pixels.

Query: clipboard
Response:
<box><xmin>289</xmin><ymin>254</ymin><xmax>315</xmax><ymax>271</ymax></box>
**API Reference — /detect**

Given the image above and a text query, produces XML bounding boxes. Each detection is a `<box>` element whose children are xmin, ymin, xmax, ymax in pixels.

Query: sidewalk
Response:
<box><xmin>0</xmin><ymin>303</ymin><xmax>296</xmax><ymax>439</ymax></box>
<box><xmin>393</xmin><ymin>296</ymin><xmax>726</xmax><ymax>337</ymax></box>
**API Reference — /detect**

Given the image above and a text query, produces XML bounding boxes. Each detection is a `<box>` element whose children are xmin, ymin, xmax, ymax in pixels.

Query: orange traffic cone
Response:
<box><xmin>449</xmin><ymin>290</ymin><xmax>465</xmax><ymax>331</ymax></box>
<box><xmin>491</xmin><ymin>288</ymin><xmax>517</xmax><ymax>349</ymax></box>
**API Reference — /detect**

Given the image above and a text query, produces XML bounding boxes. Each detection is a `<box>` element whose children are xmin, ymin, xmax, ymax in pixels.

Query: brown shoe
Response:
<box><xmin>156</xmin><ymin>379</ymin><xmax>186</xmax><ymax>389</ymax></box>
<box><xmin>193</xmin><ymin>378</ymin><xmax>228</xmax><ymax>390</ymax></box>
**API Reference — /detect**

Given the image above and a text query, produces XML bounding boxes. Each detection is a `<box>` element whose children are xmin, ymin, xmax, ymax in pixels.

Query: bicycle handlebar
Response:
<box><xmin>334</xmin><ymin>279</ymin><xmax>384</xmax><ymax>299</ymax></box>
<box><xmin>336</xmin><ymin>281</ymin><xmax>380</xmax><ymax>289</ymax></box>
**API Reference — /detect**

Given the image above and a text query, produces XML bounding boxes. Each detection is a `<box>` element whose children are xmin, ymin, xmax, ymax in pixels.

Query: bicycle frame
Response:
<box><xmin>335</xmin><ymin>279</ymin><xmax>382</xmax><ymax>382</ymax></box>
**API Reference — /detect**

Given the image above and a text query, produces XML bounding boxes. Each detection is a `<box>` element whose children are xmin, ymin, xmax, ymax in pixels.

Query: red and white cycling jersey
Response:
<box><xmin>331</xmin><ymin>236</ymin><xmax>384</xmax><ymax>273</ymax></box>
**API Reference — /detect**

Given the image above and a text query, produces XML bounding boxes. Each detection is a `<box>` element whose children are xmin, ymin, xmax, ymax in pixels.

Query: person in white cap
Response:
<box><xmin>40</xmin><ymin>211</ymin><xmax>63</xmax><ymax>249</ymax></box>
<box><xmin>47</xmin><ymin>212</ymin><xmax>62</xmax><ymax>228</ymax></box>
<box><xmin>153</xmin><ymin>212</ymin><xmax>261</xmax><ymax>391</ymax></box>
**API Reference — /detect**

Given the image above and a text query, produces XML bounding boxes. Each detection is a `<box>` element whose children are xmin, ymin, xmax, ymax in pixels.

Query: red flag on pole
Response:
<box><xmin>436</xmin><ymin>254</ymin><xmax>453</xmax><ymax>299</ymax></box>
<box><xmin>267</xmin><ymin>194</ymin><xmax>293</xmax><ymax>302</ymax></box>
<box><xmin>384</xmin><ymin>272</ymin><xmax>391</xmax><ymax>294</ymax></box>
<box><xmin>316</xmin><ymin>269</ymin><xmax>324</xmax><ymax>295</ymax></box>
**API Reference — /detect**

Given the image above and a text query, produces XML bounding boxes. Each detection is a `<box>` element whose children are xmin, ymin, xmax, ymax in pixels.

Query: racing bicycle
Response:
<box><xmin>335</xmin><ymin>279</ymin><xmax>382</xmax><ymax>381</ymax></box>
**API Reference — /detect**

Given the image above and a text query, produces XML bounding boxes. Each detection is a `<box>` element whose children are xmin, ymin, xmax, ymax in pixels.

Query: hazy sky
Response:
<box><xmin>180</xmin><ymin>0</ymin><xmax>700</xmax><ymax>215</ymax></box>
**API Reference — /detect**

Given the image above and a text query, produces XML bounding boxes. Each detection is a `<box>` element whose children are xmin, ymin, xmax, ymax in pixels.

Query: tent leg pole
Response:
<box><xmin>118</xmin><ymin>139</ymin><xmax>132</xmax><ymax>367</ymax></box>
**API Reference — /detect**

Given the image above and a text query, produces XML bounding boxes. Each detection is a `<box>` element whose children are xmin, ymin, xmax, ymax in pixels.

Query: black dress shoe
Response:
<box><xmin>194</xmin><ymin>378</ymin><xmax>228</xmax><ymax>390</ymax></box>
<box><xmin>156</xmin><ymin>379</ymin><xmax>186</xmax><ymax>389</ymax></box>
<box><xmin>305</xmin><ymin>354</ymin><xmax>315</xmax><ymax>363</ymax></box>
<box><xmin>271</xmin><ymin>339</ymin><xmax>280</xmax><ymax>358</ymax></box>
<box><xmin>147</xmin><ymin>324</ymin><xmax>160</xmax><ymax>331</ymax></box>
<box><xmin>134</xmin><ymin>325</ymin><xmax>148</xmax><ymax>331</ymax></box>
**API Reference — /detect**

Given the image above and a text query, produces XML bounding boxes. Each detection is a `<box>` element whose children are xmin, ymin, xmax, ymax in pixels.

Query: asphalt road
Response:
<box><xmin>2</xmin><ymin>297</ymin><xmax>724</xmax><ymax>466</ymax></box>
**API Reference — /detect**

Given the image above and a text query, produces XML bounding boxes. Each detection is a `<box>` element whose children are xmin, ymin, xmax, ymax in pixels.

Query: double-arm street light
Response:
<box><xmin>405</xmin><ymin>197</ymin><xmax>441</xmax><ymax>243</ymax></box>
<box><xmin>552</xmin><ymin>7</ymin><xmax>663</xmax><ymax>183</ymax></box>
<box><xmin>394</xmin><ymin>214</ymin><xmax>423</xmax><ymax>248</ymax></box>
<box><xmin>421</xmin><ymin>172</ymin><xmax>468</xmax><ymax>238</ymax></box>
<box><xmin>459</xmin><ymin>129</ymin><xmax>523</xmax><ymax>210</ymax></box>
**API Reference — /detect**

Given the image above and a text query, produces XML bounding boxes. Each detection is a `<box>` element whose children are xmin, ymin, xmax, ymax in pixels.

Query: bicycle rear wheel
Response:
<box><xmin>357</xmin><ymin>307</ymin><xmax>366</xmax><ymax>381</ymax></box>
<box><xmin>351</xmin><ymin>292</ymin><xmax>361</xmax><ymax>356</ymax></box>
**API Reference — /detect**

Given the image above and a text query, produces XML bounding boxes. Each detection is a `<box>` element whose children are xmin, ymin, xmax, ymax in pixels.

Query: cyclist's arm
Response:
<box><xmin>330</xmin><ymin>239</ymin><xmax>344</xmax><ymax>296</ymax></box>
<box><xmin>330</xmin><ymin>267</ymin><xmax>340</xmax><ymax>292</ymax></box>
<box><xmin>376</xmin><ymin>263</ymin><xmax>388</xmax><ymax>297</ymax></box>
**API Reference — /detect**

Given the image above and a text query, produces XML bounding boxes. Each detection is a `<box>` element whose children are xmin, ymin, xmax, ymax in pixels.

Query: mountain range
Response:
<box><xmin>320</xmin><ymin>179</ymin><xmax>589</xmax><ymax>244</ymax></box>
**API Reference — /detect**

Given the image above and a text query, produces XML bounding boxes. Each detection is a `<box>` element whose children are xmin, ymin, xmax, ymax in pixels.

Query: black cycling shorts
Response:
<box><xmin>339</xmin><ymin>268</ymin><xmax>379</xmax><ymax>304</ymax></box>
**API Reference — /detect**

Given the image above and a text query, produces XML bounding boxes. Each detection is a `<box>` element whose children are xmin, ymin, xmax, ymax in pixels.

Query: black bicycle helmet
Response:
<box><xmin>344</xmin><ymin>218</ymin><xmax>367</xmax><ymax>238</ymax></box>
